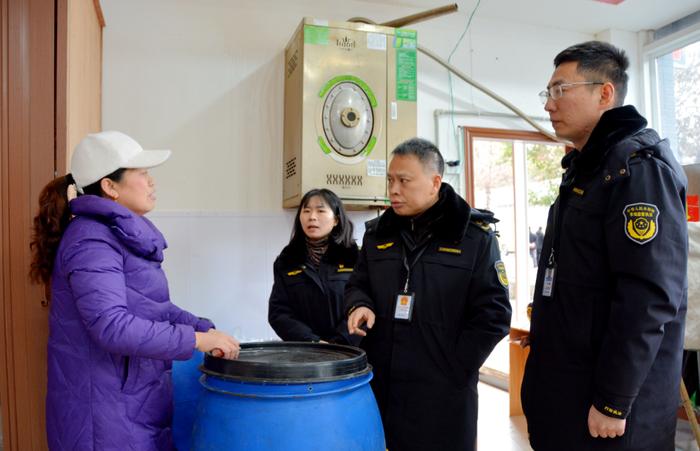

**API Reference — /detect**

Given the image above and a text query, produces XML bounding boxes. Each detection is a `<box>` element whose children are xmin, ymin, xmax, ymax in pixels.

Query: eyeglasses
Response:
<box><xmin>538</xmin><ymin>81</ymin><xmax>604</xmax><ymax>104</ymax></box>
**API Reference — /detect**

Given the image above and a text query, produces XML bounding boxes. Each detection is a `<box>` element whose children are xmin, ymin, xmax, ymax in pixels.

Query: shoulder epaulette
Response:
<box><xmin>628</xmin><ymin>147</ymin><xmax>655</xmax><ymax>161</ymax></box>
<box><xmin>364</xmin><ymin>216</ymin><xmax>380</xmax><ymax>233</ymax></box>
<box><xmin>471</xmin><ymin>220</ymin><xmax>493</xmax><ymax>233</ymax></box>
<box><xmin>603</xmin><ymin>129</ymin><xmax>662</xmax><ymax>184</ymax></box>
<box><xmin>469</xmin><ymin>208</ymin><xmax>499</xmax><ymax>234</ymax></box>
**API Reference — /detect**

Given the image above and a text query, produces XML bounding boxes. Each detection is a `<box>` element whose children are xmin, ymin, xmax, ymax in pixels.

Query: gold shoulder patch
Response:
<box><xmin>472</xmin><ymin>220</ymin><xmax>492</xmax><ymax>232</ymax></box>
<box><xmin>286</xmin><ymin>269</ymin><xmax>303</xmax><ymax>276</ymax></box>
<box><xmin>438</xmin><ymin>246</ymin><xmax>462</xmax><ymax>255</ymax></box>
<box><xmin>572</xmin><ymin>187</ymin><xmax>585</xmax><ymax>195</ymax></box>
<box><xmin>494</xmin><ymin>261</ymin><xmax>508</xmax><ymax>288</ymax></box>
<box><xmin>623</xmin><ymin>203</ymin><xmax>659</xmax><ymax>245</ymax></box>
<box><xmin>376</xmin><ymin>242</ymin><xmax>394</xmax><ymax>250</ymax></box>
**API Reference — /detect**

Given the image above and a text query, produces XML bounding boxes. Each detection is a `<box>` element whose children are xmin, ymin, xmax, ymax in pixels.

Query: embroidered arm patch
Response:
<box><xmin>495</xmin><ymin>260</ymin><xmax>509</xmax><ymax>288</ymax></box>
<box><xmin>623</xmin><ymin>203</ymin><xmax>659</xmax><ymax>244</ymax></box>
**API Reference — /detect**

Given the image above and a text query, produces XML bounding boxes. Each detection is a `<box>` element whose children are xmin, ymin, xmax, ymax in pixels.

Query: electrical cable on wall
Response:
<box><xmin>447</xmin><ymin>0</ymin><xmax>481</xmax><ymax>179</ymax></box>
<box><xmin>419</xmin><ymin>44</ymin><xmax>560</xmax><ymax>142</ymax></box>
<box><xmin>349</xmin><ymin>4</ymin><xmax>564</xmax><ymax>147</ymax></box>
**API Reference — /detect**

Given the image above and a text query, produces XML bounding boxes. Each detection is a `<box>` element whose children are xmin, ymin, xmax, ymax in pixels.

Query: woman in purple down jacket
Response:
<box><xmin>29</xmin><ymin>131</ymin><xmax>240</xmax><ymax>450</ymax></box>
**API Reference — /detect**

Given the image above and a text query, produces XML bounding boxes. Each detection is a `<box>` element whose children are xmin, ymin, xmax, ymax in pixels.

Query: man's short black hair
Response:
<box><xmin>554</xmin><ymin>40</ymin><xmax>629</xmax><ymax>106</ymax></box>
<box><xmin>392</xmin><ymin>138</ymin><xmax>445</xmax><ymax>176</ymax></box>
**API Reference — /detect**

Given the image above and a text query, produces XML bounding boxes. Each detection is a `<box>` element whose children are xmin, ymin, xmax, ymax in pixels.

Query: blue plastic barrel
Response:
<box><xmin>191</xmin><ymin>342</ymin><xmax>385</xmax><ymax>451</ymax></box>
<box><xmin>172</xmin><ymin>349</ymin><xmax>205</xmax><ymax>451</ymax></box>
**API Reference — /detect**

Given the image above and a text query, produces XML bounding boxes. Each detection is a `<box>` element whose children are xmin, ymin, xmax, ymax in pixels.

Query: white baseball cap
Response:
<box><xmin>70</xmin><ymin>131</ymin><xmax>171</xmax><ymax>193</ymax></box>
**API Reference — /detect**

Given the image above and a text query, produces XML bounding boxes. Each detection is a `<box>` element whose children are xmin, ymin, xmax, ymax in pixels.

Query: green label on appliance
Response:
<box><xmin>304</xmin><ymin>25</ymin><xmax>329</xmax><ymax>45</ymax></box>
<box><xmin>394</xmin><ymin>29</ymin><xmax>417</xmax><ymax>49</ymax></box>
<box><xmin>396</xmin><ymin>48</ymin><xmax>417</xmax><ymax>101</ymax></box>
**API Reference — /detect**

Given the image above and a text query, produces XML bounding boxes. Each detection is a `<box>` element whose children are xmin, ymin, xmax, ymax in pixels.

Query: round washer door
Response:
<box><xmin>322</xmin><ymin>81</ymin><xmax>374</xmax><ymax>158</ymax></box>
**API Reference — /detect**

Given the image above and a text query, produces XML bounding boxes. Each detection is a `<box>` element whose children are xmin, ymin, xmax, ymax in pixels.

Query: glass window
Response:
<box><xmin>654</xmin><ymin>39</ymin><xmax>700</xmax><ymax>164</ymax></box>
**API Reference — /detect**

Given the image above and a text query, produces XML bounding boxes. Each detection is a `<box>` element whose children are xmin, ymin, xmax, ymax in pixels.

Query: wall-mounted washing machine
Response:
<box><xmin>283</xmin><ymin>17</ymin><xmax>417</xmax><ymax>208</ymax></box>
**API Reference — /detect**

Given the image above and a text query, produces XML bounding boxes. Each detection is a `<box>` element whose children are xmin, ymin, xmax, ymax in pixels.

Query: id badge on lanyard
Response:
<box><xmin>394</xmin><ymin>242</ymin><xmax>429</xmax><ymax>322</ymax></box>
<box><xmin>542</xmin><ymin>192</ymin><xmax>564</xmax><ymax>300</ymax></box>
<box><xmin>394</xmin><ymin>292</ymin><xmax>415</xmax><ymax>321</ymax></box>
<box><xmin>542</xmin><ymin>249</ymin><xmax>556</xmax><ymax>298</ymax></box>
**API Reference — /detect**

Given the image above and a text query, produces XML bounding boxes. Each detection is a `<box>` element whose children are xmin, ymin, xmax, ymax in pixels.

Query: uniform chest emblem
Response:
<box><xmin>438</xmin><ymin>246</ymin><xmax>462</xmax><ymax>255</ymax></box>
<box><xmin>376</xmin><ymin>242</ymin><xmax>394</xmax><ymax>250</ymax></box>
<box><xmin>623</xmin><ymin>203</ymin><xmax>659</xmax><ymax>245</ymax></box>
<box><xmin>494</xmin><ymin>260</ymin><xmax>509</xmax><ymax>288</ymax></box>
<box><xmin>337</xmin><ymin>264</ymin><xmax>353</xmax><ymax>273</ymax></box>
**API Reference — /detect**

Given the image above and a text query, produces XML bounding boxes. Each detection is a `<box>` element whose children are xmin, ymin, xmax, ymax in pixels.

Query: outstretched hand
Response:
<box><xmin>347</xmin><ymin>307</ymin><xmax>375</xmax><ymax>337</ymax></box>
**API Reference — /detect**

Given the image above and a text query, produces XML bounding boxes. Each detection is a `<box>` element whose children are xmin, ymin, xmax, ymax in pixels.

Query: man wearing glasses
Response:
<box><xmin>522</xmin><ymin>41</ymin><xmax>688</xmax><ymax>451</ymax></box>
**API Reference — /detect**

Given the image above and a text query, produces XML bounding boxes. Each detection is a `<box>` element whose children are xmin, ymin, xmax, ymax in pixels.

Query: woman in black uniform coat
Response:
<box><xmin>268</xmin><ymin>189</ymin><xmax>359</xmax><ymax>345</ymax></box>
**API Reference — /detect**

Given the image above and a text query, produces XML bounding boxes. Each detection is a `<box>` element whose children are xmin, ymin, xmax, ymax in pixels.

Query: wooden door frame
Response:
<box><xmin>464</xmin><ymin>127</ymin><xmax>562</xmax><ymax>387</ymax></box>
<box><xmin>1</xmin><ymin>0</ymin><xmax>103</xmax><ymax>448</ymax></box>
<box><xmin>462</xmin><ymin>127</ymin><xmax>560</xmax><ymax>206</ymax></box>
<box><xmin>1</xmin><ymin>0</ymin><xmax>58</xmax><ymax>449</ymax></box>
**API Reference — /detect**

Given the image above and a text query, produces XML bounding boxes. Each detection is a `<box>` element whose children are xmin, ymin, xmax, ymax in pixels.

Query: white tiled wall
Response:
<box><xmin>150</xmin><ymin>210</ymin><xmax>375</xmax><ymax>340</ymax></box>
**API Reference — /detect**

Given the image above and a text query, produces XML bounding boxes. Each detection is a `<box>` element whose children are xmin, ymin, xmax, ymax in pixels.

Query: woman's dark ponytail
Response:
<box><xmin>29</xmin><ymin>174</ymin><xmax>74</xmax><ymax>285</ymax></box>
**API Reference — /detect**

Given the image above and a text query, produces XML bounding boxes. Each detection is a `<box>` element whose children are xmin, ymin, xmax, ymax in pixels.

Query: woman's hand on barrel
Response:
<box><xmin>195</xmin><ymin>329</ymin><xmax>241</xmax><ymax>360</ymax></box>
<box><xmin>347</xmin><ymin>307</ymin><xmax>375</xmax><ymax>337</ymax></box>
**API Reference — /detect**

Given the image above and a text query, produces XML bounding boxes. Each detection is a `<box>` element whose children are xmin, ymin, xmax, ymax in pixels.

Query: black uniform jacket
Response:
<box><xmin>268</xmin><ymin>240</ymin><xmax>360</xmax><ymax>345</ymax></box>
<box><xmin>344</xmin><ymin>183</ymin><xmax>512</xmax><ymax>451</ymax></box>
<box><xmin>522</xmin><ymin>106</ymin><xmax>688</xmax><ymax>451</ymax></box>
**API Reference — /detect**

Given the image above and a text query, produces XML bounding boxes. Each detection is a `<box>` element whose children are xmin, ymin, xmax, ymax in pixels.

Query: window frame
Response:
<box><xmin>642</xmin><ymin>22</ymin><xmax>700</xmax><ymax>132</ymax></box>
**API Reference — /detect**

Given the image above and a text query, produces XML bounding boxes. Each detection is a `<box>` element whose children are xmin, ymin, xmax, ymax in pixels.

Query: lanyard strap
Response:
<box><xmin>547</xmin><ymin>198</ymin><xmax>561</xmax><ymax>268</ymax></box>
<box><xmin>401</xmin><ymin>238</ymin><xmax>431</xmax><ymax>293</ymax></box>
<box><xmin>548</xmin><ymin>165</ymin><xmax>576</xmax><ymax>267</ymax></box>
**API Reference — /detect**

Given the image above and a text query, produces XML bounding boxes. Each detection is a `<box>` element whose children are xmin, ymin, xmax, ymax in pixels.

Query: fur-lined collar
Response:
<box><xmin>375</xmin><ymin>183</ymin><xmax>475</xmax><ymax>242</ymax></box>
<box><xmin>562</xmin><ymin>105</ymin><xmax>648</xmax><ymax>173</ymax></box>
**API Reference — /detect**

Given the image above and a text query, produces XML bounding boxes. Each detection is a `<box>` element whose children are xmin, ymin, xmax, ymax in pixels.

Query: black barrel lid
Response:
<box><xmin>201</xmin><ymin>341</ymin><xmax>370</xmax><ymax>382</ymax></box>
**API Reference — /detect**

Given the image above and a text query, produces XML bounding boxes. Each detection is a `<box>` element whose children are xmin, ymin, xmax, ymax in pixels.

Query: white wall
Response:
<box><xmin>595</xmin><ymin>29</ymin><xmax>642</xmax><ymax>110</ymax></box>
<box><xmin>101</xmin><ymin>0</ymin><xmax>629</xmax><ymax>340</ymax></box>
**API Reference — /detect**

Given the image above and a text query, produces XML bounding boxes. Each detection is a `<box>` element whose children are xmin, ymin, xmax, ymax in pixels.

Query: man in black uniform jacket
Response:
<box><xmin>345</xmin><ymin>138</ymin><xmax>512</xmax><ymax>451</ymax></box>
<box><xmin>522</xmin><ymin>41</ymin><xmax>688</xmax><ymax>451</ymax></box>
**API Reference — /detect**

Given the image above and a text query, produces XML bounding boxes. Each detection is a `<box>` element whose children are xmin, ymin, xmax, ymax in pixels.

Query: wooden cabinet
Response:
<box><xmin>509</xmin><ymin>325</ymin><xmax>530</xmax><ymax>416</ymax></box>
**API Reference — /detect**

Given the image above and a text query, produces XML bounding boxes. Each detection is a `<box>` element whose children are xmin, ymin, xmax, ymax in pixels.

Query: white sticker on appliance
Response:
<box><xmin>367</xmin><ymin>33</ymin><xmax>387</xmax><ymax>51</ymax></box>
<box><xmin>367</xmin><ymin>159</ymin><xmax>387</xmax><ymax>177</ymax></box>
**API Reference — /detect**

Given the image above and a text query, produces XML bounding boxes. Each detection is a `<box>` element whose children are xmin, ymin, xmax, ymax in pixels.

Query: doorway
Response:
<box><xmin>463</xmin><ymin>127</ymin><xmax>565</xmax><ymax>384</ymax></box>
